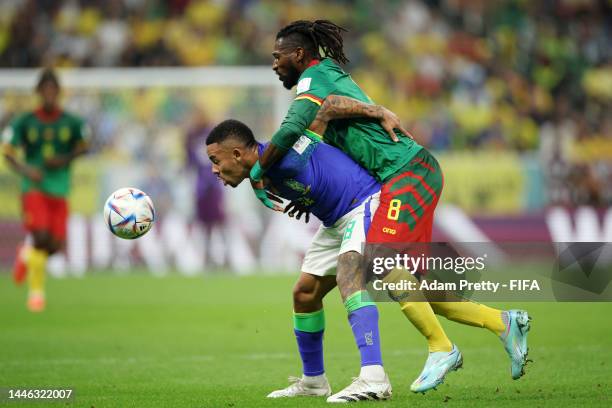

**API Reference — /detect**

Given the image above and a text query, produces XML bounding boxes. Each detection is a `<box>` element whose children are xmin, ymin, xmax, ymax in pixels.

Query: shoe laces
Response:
<box><xmin>424</xmin><ymin>353</ymin><xmax>444</xmax><ymax>367</ymax></box>
<box><xmin>285</xmin><ymin>375</ymin><xmax>316</xmax><ymax>391</ymax></box>
<box><xmin>340</xmin><ymin>377</ymin><xmax>368</xmax><ymax>394</ymax></box>
<box><xmin>500</xmin><ymin>311</ymin><xmax>511</xmax><ymax>339</ymax></box>
<box><xmin>284</xmin><ymin>376</ymin><xmax>307</xmax><ymax>393</ymax></box>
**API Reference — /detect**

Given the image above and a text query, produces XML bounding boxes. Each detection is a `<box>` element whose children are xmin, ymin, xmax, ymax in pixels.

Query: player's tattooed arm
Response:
<box><xmin>259</xmin><ymin>143</ymin><xmax>287</xmax><ymax>171</ymax></box>
<box><xmin>309</xmin><ymin>95</ymin><xmax>414</xmax><ymax>142</ymax></box>
<box><xmin>336</xmin><ymin>251</ymin><xmax>366</xmax><ymax>301</ymax></box>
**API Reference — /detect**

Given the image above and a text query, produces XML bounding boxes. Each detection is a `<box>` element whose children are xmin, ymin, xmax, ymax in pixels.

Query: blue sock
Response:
<box><xmin>345</xmin><ymin>292</ymin><xmax>383</xmax><ymax>367</ymax></box>
<box><xmin>294</xmin><ymin>309</ymin><xmax>325</xmax><ymax>376</ymax></box>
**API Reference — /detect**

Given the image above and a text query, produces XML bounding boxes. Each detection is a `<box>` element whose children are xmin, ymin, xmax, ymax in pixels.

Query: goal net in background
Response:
<box><xmin>0</xmin><ymin>67</ymin><xmax>318</xmax><ymax>276</ymax></box>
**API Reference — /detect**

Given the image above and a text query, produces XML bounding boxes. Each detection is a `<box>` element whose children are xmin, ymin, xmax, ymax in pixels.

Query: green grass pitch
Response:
<box><xmin>0</xmin><ymin>273</ymin><xmax>610</xmax><ymax>407</ymax></box>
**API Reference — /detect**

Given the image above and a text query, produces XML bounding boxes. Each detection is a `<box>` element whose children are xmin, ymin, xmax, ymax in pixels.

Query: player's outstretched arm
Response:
<box><xmin>250</xmin><ymin>143</ymin><xmax>287</xmax><ymax>184</ymax></box>
<box><xmin>310</xmin><ymin>95</ymin><xmax>413</xmax><ymax>142</ymax></box>
<box><xmin>2</xmin><ymin>145</ymin><xmax>42</xmax><ymax>183</ymax></box>
<box><xmin>2</xmin><ymin>120</ymin><xmax>43</xmax><ymax>182</ymax></box>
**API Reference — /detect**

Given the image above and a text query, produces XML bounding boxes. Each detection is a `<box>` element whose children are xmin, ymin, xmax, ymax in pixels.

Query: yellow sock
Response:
<box><xmin>27</xmin><ymin>247</ymin><xmax>48</xmax><ymax>295</ymax></box>
<box><xmin>430</xmin><ymin>301</ymin><xmax>506</xmax><ymax>336</ymax></box>
<box><xmin>383</xmin><ymin>268</ymin><xmax>452</xmax><ymax>352</ymax></box>
<box><xmin>400</xmin><ymin>301</ymin><xmax>453</xmax><ymax>352</ymax></box>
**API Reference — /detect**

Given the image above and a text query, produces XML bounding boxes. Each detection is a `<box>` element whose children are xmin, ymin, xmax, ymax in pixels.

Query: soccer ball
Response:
<box><xmin>103</xmin><ymin>187</ymin><xmax>155</xmax><ymax>239</ymax></box>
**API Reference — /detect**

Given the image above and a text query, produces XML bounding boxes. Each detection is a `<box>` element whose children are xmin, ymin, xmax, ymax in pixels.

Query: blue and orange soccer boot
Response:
<box><xmin>500</xmin><ymin>310</ymin><xmax>531</xmax><ymax>379</ymax></box>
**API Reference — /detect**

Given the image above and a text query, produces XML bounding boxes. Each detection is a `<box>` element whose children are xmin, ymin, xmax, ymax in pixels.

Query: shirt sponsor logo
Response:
<box><xmin>296</xmin><ymin>78</ymin><xmax>311</xmax><ymax>94</ymax></box>
<box><xmin>382</xmin><ymin>227</ymin><xmax>396</xmax><ymax>235</ymax></box>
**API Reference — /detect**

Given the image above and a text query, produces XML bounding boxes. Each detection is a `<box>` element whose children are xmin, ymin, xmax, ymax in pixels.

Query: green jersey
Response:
<box><xmin>270</xmin><ymin>58</ymin><xmax>422</xmax><ymax>183</ymax></box>
<box><xmin>2</xmin><ymin>109</ymin><xmax>89</xmax><ymax>197</ymax></box>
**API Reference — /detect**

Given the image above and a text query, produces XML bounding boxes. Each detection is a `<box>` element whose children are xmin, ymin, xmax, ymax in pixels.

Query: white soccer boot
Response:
<box><xmin>327</xmin><ymin>375</ymin><xmax>392</xmax><ymax>403</ymax></box>
<box><xmin>267</xmin><ymin>375</ymin><xmax>332</xmax><ymax>398</ymax></box>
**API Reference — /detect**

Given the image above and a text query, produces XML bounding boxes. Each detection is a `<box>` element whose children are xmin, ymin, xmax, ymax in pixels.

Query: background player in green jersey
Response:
<box><xmin>2</xmin><ymin>68</ymin><xmax>89</xmax><ymax>312</ymax></box>
<box><xmin>250</xmin><ymin>20</ymin><xmax>531</xmax><ymax>392</ymax></box>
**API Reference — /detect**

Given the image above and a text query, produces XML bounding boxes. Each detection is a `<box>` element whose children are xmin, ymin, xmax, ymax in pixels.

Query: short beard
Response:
<box><xmin>282</xmin><ymin>65</ymin><xmax>301</xmax><ymax>90</ymax></box>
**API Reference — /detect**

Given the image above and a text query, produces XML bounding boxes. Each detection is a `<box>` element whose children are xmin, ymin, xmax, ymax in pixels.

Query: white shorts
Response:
<box><xmin>301</xmin><ymin>192</ymin><xmax>380</xmax><ymax>277</ymax></box>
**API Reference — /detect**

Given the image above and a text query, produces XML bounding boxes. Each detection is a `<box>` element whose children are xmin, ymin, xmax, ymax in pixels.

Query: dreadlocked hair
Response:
<box><xmin>276</xmin><ymin>20</ymin><xmax>349</xmax><ymax>65</ymax></box>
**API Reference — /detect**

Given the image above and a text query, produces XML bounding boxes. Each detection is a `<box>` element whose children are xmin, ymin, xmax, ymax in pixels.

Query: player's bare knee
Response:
<box><xmin>293</xmin><ymin>285</ymin><xmax>318</xmax><ymax>309</ymax></box>
<box><xmin>293</xmin><ymin>277</ymin><xmax>326</xmax><ymax>311</ymax></box>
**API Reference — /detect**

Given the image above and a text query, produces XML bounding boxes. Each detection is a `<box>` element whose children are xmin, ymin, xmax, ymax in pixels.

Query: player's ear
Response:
<box><xmin>295</xmin><ymin>47</ymin><xmax>305</xmax><ymax>63</ymax></box>
<box><xmin>232</xmin><ymin>147</ymin><xmax>242</xmax><ymax>162</ymax></box>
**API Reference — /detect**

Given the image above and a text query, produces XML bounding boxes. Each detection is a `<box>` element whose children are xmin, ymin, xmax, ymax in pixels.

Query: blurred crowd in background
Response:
<box><xmin>0</xmin><ymin>0</ymin><xmax>610</xmax><ymax>208</ymax></box>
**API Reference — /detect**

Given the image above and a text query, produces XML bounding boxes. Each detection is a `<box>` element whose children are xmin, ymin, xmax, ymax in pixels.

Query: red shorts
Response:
<box><xmin>367</xmin><ymin>148</ymin><xmax>443</xmax><ymax>244</ymax></box>
<box><xmin>22</xmin><ymin>190</ymin><xmax>68</xmax><ymax>242</ymax></box>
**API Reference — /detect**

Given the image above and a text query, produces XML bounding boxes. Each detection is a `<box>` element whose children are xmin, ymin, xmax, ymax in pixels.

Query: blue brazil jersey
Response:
<box><xmin>259</xmin><ymin>133</ymin><xmax>380</xmax><ymax>227</ymax></box>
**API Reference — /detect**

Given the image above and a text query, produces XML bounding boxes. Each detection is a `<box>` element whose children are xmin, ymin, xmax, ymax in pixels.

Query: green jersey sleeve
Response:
<box><xmin>270</xmin><ymin>63</ymin><xmax>337</xmax><ymax>150</ymax></box>
<box><xmin>294</xmin><ymin>62</ymin><xmax>338</xmax><ymax>100</ymax></box>
<box><xmin>270</xmin><ymin>99</ymin><xmax>320</xmax><ymax>150</ymax></box>
<box><xmin>2</xmin><ymin>115</ymin><xmax>26</xmax><ymax>147</ymax></box>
